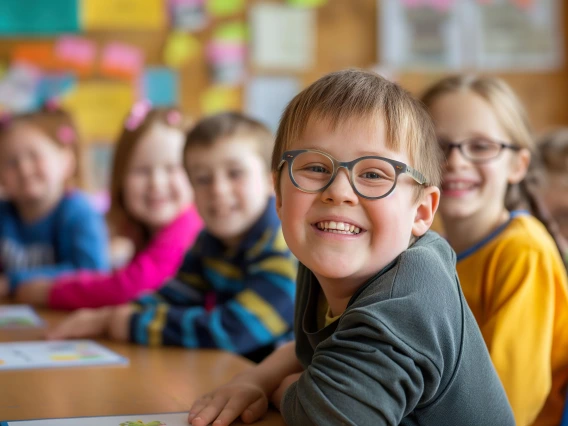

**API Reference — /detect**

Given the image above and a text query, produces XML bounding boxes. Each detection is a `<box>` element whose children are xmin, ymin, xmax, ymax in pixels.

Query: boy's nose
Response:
<box><xmin>211</xmin><ymin>175</ymin><xmax>231</xmax><ymax>197</ymax></box>
<box><xmin>320</xmin><ymin>168</ymin><xmax>358</xmax><ymax>205</ymax></box>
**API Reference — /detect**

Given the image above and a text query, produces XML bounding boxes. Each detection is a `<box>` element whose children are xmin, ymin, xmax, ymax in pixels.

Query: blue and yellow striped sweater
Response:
<box><xmin>128</xmin><ymin>198</ymin><xmax>297</xmax><ymax>361</ymax></box>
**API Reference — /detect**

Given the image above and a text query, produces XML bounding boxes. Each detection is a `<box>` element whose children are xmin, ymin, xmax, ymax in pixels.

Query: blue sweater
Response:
<box><xmin>0</xmin><ymin>192</ymin><xmax>109</xmax><ymax>291</ymax></box>
<box><xmin>129</xmin><ymin>197</ymin><xmax>297</xmax><ymax>362</ymax></box>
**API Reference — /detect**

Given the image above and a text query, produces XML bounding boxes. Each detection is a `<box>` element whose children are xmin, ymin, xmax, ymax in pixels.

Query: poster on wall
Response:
<box><xmin>379</xmin><ymin>0</ymin><xmax>563</xmax><ymax>71</ymax></box>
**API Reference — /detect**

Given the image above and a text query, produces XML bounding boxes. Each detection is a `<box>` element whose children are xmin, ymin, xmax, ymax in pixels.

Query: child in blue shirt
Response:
<box><xmin>0</xmin><ymin>106</ymin><xmax>109</xmax><ymax>296</ymax></box>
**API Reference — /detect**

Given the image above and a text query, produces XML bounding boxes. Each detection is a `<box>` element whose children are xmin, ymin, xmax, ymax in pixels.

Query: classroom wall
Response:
<box><xmin>0</xmin><ymin>0</ymin><xmax>566</xmax><ymax>189</ymax></box>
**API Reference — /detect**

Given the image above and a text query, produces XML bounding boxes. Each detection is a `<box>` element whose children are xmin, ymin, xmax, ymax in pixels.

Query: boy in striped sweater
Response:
<box><xmin>48</xmin><ymin>112</ymin><xmax>297</xmax><ymax>362</ymax></box>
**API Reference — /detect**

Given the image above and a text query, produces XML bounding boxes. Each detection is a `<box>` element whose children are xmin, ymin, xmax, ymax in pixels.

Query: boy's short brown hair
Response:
<box><xmin>184</xmin><ymin>112</ymin><xmax>274</xmax><ymax>170</ymax></box>
<box><xmin>272</xmin><ymin>69</ymin><xmax>442</xmax><ymax>198</ymax></box>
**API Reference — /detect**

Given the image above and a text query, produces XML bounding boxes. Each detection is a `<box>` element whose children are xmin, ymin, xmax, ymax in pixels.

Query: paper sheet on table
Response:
<box><xmin>1</xmin><ymin>412</ymin><xmax>187</xmax><ymax>425</ymax></box>
<box><xmin>61</xmin><ymin>82</ymin><xmax>134</xmax><ymax>140</ymax></box>
<box><xmin>0</xmin><ymin>340</ymin><xmax>127</xmax><ymax>371</ymax></box>
<box><xmin>0</xmin><ymin>305</ymin><xmax>44</xmax><ymax>329</ymax></box>
<box><xmin>82</xmin><ymin>0</ymin><xmax>167</xmax><ymax>30</ymax></box>
<box><xmin>250</xmin><ymin>3</ymin><xmax>315</xmax><ymax>71</ymax></box>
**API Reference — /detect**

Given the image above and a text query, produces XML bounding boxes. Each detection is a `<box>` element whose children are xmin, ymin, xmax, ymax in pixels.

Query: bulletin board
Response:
<box><xmin>0</xmin><ymin>0</ymin><xmax>566</xmax><ymax>190</ymax></box>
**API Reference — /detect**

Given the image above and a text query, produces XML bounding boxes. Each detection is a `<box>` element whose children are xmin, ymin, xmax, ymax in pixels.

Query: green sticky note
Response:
<box><xmin>207</xmin><ymin>0</ymin><xmax>245</xmax><ymax>17</ymax></box>
<box><xmin>287</xmin><ymin>0</ymin><xmax>327</xmax><ymax>7</ymax></box>
<box><xmin>214</xmin><ymin>22</ymin><xmax>247</xmax><ymax>42</ymax></box>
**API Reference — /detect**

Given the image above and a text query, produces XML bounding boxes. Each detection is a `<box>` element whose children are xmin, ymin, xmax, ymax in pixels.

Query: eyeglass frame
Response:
<box><xmin>439</xmin><ymin>137</ymin><xmax>521</xmax><ymax>163</ymax></box>
<box><xmin>277</xmin><ymin>149</ymin><xmax>427</xmax><ymax>200</ymax></box>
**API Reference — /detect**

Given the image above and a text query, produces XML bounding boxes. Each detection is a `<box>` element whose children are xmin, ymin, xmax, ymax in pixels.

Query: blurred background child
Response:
<box><xmin>16</xmin><ymin>102</ymin><xmax>203</xmax><ymax>309</ymax></box>
<box><xmin>422</xmin><ymin>75</ymin><xmax>568</xmax><ymax>426</ymax></box>
<box><xmin>0</xmin><ymin>103</ymin><xmax>108</xmax><ymax>298</ymax></box>
<box><xmin>47</xmin><ymin>112</ymin><xmax>297</xmax><ymax>363</ymax></box>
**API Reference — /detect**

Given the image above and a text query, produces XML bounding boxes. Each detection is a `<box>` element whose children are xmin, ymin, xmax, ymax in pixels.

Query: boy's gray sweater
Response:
<box><xmin>281</xmin><ymin>231</ymin><xmax>514</xmax><ymax>426</ymax></box>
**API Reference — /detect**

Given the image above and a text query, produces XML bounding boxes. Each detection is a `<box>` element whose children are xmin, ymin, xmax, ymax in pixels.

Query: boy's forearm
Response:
<box><xmin>238</xmin><ymin>341</ymin><xmax>303</xmax><ymax>396</ymax></box>
<box><xmin>108</xmin><ymin>304</ymin><xmax>136</xmax><ymax>341</ymax></box>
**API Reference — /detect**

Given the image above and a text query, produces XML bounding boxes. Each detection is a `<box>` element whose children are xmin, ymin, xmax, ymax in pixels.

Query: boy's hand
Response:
<box><xmin>46</xmin><ymin>307</ymin><xmax>113</xmax><ymax>340</ymax></box>
<box><xmin>0</xmin><ymin>275</ymin><xmax>8</xmax><ymax>298</ymax></box>
<box><xmin>188</xmin><ymin>375</ymin><xmax>269</xmax><ymax>426</ymax></box>
<box><xmin>108</xmin><ymin>304</ymin><xmax>135</xmax><ymax>342</ymax></box>
<box><xmin>14</xmin><ymin>279</ymin><xmax>52</xmax><ymax>306</ymax></box>
<box><xmin>271</xmin><ymin>372</ymin><xmax>302</xmax><ymax>411</ymax></box>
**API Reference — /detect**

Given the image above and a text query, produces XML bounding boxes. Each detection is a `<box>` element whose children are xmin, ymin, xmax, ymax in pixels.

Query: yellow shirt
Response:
<box><xmin>457</xmin><ymin>213</ymin><xmax>568</xmax><ymax>426</ymax></box>
<box><xmin>317</xmin><ymin>291</ymin><xmax>342</xmax><ymax>329</ymax></box>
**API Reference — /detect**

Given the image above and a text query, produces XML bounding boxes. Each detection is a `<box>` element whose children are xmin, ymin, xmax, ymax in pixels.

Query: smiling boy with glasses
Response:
<box><xmin>187</xmin><ymin>69</ymin><xmax>514</xmax><ymax>426</ymax></box>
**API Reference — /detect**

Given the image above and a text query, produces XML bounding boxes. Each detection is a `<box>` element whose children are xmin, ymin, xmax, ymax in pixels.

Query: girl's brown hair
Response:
<box><xmin>422</xmin><ymin>75</ymin><xmax>566</xmax><ymax>259</ymax></box>
<box><xmin>0</xmin><ymin>104</ymin><xmax>82</xmax><ymax>187</ymax></box>
<box><xmin>106</xmin><ymin>106</ymin><xmax>191</xmax><ymax>247</ymax></box>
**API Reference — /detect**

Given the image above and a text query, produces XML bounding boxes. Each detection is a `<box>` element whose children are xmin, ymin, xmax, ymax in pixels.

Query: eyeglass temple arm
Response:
<box><xmin>405</xmin><ymin>166</ymin><xmax>427</xmax><ymax>185</ymax></box>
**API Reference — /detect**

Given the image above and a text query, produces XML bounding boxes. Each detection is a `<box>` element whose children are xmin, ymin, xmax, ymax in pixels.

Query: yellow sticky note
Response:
<box><xmin>214</xmin><ymin>22</ymin><xmax>247</xmax><ymax>42</ymax></box>
<box><xmin>62</xmin><ymin>82</ymin><xmax>134</xmax><ymax>140</ymax></box>
<box><xmin>163</xmin><ymin>32</ymin><xmax>201</xmax><ymax>69</ymax></box>
<box><xmin>207</xmin><ymin>0</ymin><xmax>245</xmax><ymax>17</ymax></box>
<box><xmin>82</xmin><ymin>0</ymin><xmax>167</xmax><ymax>30</ymax></box>
<box><xmin>201</xmin><ymin>86</ymin><xmax>240</xmax><ymax>115</ymax></box>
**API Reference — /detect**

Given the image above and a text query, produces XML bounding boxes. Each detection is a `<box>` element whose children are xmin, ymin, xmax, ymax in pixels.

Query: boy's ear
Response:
<box><xmin>273</xmin><ymin>172</ymin><xmax>283</xmax><ymax>221</ymax></box>
<box><xmin>412</xmin><ymin>186</ymin><xmax>440</xmax><ymax>238</ymax></box>
<box><xmin>507</xmin><ymin>148</ymin><xmax>530</xmax><ymax>184</ymax></box>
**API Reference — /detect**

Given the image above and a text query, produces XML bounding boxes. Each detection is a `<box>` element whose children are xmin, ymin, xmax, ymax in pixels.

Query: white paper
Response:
<box><xmin>0</xmin><ymin>340</ymin><xmax>128</xmax><ymax>370</ymax></box>
<box><xmin>0</xmin><ymin>63</ymin><xmax>41</xmax><ymax>113</ymax></box>
<box><xmin>251</xmin><ymin>3</ymin><xmax>315</xmax><ymax>71</ymax></box>
<box><xmin>2</xmin><ymin>412</ymin><xmax>187</xmax><ymax>425</ymax></box>
<box><xmin>245</xmin><ymin>76</ymin><xmax>300</xmax><ymax>132</ymax></box>
<box><xmin>0</xmin><ymin>305</ymin><xmax>44</xmax><ymax>329</ymax></box>
<box><xmin>467</xmin><ymin>0</ymin><xmax>563</xmax><ymax>71</ymax></box>
<box><xmin>380</xmin><ymin>0</ymin><xmax>463</xmax><ymax>70</ymax></box>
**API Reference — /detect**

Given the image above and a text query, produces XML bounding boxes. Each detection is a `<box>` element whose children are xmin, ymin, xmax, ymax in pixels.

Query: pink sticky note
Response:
<box><xmin>206</xmin><ymin>42</ymin><xmax>246</xmax><ymax>63</ymax></box>
<box><xmin>55</xmin><ymin>37</ymin><xmax>96</xmax><ymax>66</ymax></box>
<box><xmin>401</xmin><ymin>0</ymin><xmax>424</xmax><ymax>7</ymax></box>
<box><xmin>100</xmin><ymin>42</ymin><xmax>144</xmax><ymax>79</ymax></box>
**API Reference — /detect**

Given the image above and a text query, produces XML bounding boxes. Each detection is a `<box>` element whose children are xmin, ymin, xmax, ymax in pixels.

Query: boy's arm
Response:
<box><xmin>280</xmin><ymin>311</ymin><xmax>439</xmax><ymax>426</ymax></box>
<box><xmin>129</xmin><ymin>252</ymin><xmax>296</xmax><ymax>352</ymax></box>
<box><xmin>188</xmin><ymin>341</ymin><xmax>303</xmax><ymax>426</ymax></box>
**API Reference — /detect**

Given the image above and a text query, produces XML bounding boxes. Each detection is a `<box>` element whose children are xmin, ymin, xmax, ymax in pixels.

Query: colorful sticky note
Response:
<box><xmin>0</xmin><ymin>64</ymin><xmax>41</xmax><ymax>113</ymax></box>
<box><xmin>214</xmin><ymin>22</ymin><xmax>247</xmax><ymax>42</ymax></box>
<box><xmin>287</xmin><ymin>0</ymin><xmax>328</xmax><ymax>7</ymax></box>
<box><xmin>0</xmin><ymin>0</ymin><xmax>79</xmax><ymax>35</ymax></box>
<box><xmin>61</xmin><ymin>82</ymin><xmax>134</xmax><ymax>140</ymax></box>
<box><xmin>54</xmin><ymin>36</ymin><xmax>96</xmax><ymax>76</ymax></box>
<box><xmin>11</xmin><ymin>42</ymin><xmax>55</xmax><ymax>70</ymax></box>
<box><xmin>100</xmin><ymin>43</ymin><xmax>144</xmax><ymax>79</ymax></box>
<box><xmin>169</xmin><ymin>0</ymin><xmax>209</xmax><ymax>31</ymax></box>
<box><xmin>35</xmin><ymin>73</ymin><xmax>77</xmax><ymax>108</ymax></box>
<box><xmin>82</xmin><ymin>0</ymin><xmax>167</xmax><ymax>30</ymax></box>
<box><xmin>163</xmin><ymin>32</ymin><xmax>201</xmax><ymax>68</ymax></box>
<box><xmin>201</xmin><ymin>86</ymin><xmax>240</xmax><ymax>115</ymax></box>
<box><xmin>206</xmin><ymin>0</ymin><xmax>245</xmax><ymax>17</ymax></box>
<box><xmin>142</xmin><ymin>67</ymin><xmax>179</xmax><ymax>107</ymax></box>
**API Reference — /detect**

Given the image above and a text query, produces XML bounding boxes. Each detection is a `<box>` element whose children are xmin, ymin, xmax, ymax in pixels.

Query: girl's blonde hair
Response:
<box><xmin>0</xmin><ymin>105</ymin><xmax>82</xmax><ymax>187</ymax></box>
<box><xmin>422</xmin><ymin>75</ymin><xmax>566</xmax><ymax>259</ymax></box>
<box><xmin>106</xmin><ymin>106</ymin><xmax>191</xmax><ymax>247</ymax></box>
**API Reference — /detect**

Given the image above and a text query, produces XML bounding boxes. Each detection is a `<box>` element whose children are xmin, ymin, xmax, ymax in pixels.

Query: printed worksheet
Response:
<box><xmin>0</xmin><ymin>305</ymin><xmax>44</xmax><ymax>329</ymax></box>
<box><xmin>0</xmin><ymin>340</ymin><xmax>128</xmax><ymax>370</ymax></box>
<box><xmin>1</xmin><ymin>412</ymin><xmax>187</xmax><ymax>425</ymax></box>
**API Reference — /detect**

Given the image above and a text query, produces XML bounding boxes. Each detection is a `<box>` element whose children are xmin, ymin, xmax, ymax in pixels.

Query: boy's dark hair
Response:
<box><xmin>184</xmin><ymin>112</ymin><xmax>274</xmax><ymax>169</ymax></box>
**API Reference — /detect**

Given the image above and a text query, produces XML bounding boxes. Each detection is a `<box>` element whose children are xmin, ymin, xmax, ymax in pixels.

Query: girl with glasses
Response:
<box><xmin>422</xmin><ymin>75</ymin><xmax>568</xmax><ymax>426</ymax></box>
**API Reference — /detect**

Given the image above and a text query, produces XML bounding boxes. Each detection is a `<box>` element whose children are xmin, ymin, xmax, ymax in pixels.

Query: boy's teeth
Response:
<box><xmin>317</xmin><ymin>221</ymin><xmax>361</xmax><ymax>234</ymax></box>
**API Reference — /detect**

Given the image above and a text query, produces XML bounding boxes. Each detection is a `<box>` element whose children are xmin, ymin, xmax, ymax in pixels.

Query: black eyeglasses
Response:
<box><xmin>439</xmin><ymin>137</ymin><xmax>521</xmax><ymax>163</ymax></box>
<box><xmin>278</xmin><ymin>149</ymin><xmax>427</xmax><ymax>200</ymax></box>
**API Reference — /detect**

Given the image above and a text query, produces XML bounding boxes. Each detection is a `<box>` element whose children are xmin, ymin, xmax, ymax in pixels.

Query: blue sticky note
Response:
<box><xmin>35</xmin><ymin>73</ymin><xmax>77</xmax><ymax>109</ymax></box>
<box><xmin>0</xmin><ymin>0</ymin><xmax>79</xmax><ymax>35</ymax></box>
<box><xmin>142</xmin><ymin>67</ymin><xmax>179</xmax><ymax>107</ymax></box>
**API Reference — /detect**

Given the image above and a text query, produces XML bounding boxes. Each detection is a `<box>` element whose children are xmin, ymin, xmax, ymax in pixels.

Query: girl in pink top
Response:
<box><xmin>15</xmin><ymin>103</ymin><xmax>203</xmax><ymax>309</ymax></box>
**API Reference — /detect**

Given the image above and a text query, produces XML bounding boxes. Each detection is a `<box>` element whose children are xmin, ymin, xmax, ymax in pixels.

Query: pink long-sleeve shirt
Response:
<box><xmin>48</xmin><ymin>206</ymin><xmax>203</xmax><ymax>310</ymax></box>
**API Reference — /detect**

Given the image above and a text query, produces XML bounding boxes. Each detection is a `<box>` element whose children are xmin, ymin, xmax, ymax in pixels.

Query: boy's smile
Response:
<box><xmin>276</xmin><ymin>118</ymin><xmax>430</xmax><ymax>297</ymax></box>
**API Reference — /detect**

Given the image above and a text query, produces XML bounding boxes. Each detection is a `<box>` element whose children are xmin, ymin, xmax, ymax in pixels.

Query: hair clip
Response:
<box><xmin>57</xmin><ymin>125</ymin><xmax>75</xmax><ymax>145</ymax></box>
<box><xmin>166</xmin><ymin>109</ymin><xmax>182</xmax><ymax>126</ymax></box>
<box><xmin>125</xmin><ymin>100</ymin><xmax>152</xmax><ymax>131</ymax></box>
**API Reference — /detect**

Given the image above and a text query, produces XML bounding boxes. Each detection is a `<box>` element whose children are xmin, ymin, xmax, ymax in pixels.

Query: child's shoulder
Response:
<box><xmin>498</xmin><ymin>213</ymin><xmax>559</xmax><ymax>256</ymax></box>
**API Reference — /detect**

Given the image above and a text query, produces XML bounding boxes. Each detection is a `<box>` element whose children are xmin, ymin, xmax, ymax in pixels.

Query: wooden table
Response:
<box><xmin>0</xmin><ymin>309</ymin><xmax>285</xmax><ymax>425</ymax></box>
